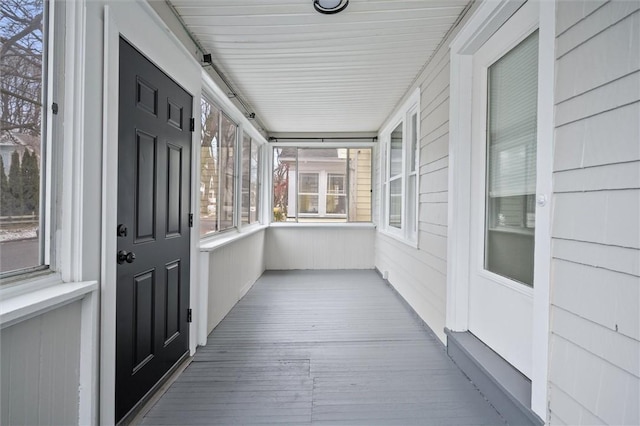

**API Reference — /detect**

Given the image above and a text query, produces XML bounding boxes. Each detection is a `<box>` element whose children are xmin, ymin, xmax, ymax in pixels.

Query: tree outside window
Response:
<box><xmin>0</xmin><ymin>0</ymin><xmax>45</xmax><ymax>274</ymax></box>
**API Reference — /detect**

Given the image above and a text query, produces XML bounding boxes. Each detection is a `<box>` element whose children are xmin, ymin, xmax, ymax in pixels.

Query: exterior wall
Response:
<box><xmin>0</xmin><ymin>301</ymin><xmax>82</xmax><ymax>426</ymax></box>
<box><xmin>205</xmin><ymin>230</ymin><xmax>266</xmax><ymax>333</ymax></box>
<box><xmin>266</xmin><ymin>226</ymin><xmax>375</xmax><ymax>270</ymax></box>
<box><xmin>375</xmin><ymin>12</ymin><xmax>470</xmax><ymax>344</ymax></box>
<box><xmin>350</xmin><ymin>148</ymin><xmax>373</xmax><ymax>222</ymax></box>
<box><xmin>548</xmin><ymin>2</ymin><xmax>640</xmax><ymax>425</ymax></box>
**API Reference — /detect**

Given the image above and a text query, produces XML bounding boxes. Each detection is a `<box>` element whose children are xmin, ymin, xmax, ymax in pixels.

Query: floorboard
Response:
<box><xmin>141</xmin><ymin>270</ymin><xmax>506</xmax><ymax>425</ymax></box>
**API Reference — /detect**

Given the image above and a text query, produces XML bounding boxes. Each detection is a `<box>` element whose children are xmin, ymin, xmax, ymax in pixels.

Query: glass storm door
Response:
<box><xmin>468</xmin><ymin>5</ymin><xmax>540</xmax><ymax>378</ymax></box>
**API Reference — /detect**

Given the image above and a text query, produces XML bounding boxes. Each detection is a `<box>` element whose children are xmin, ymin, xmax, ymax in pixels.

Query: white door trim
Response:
<box><xmin>446</xmin><ymin>0</ymin><xmax>555</xmax><ymax>420</ymax></box>
<box><xmin>531</xmin><ymin>0</ymin><xmax>555</xmax><ymax>417</ymax></box>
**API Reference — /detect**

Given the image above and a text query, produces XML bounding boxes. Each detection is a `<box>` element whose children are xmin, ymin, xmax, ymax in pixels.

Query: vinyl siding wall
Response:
<box><xmin>374</xmin><ymin>10</ymin><xmax>471</xmax><ymax>344</ymax></box>
<box><xmin>548</xmin><ymin>1</ymin><xmax>640</xmax><ymax>425</ymax></box>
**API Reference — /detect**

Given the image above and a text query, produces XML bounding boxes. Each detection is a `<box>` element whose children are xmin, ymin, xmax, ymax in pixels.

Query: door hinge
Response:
<box><xmin>187</xmin><ymin>308</ymin><xmax>192</xmax><ymax>323</ymax></box>
<box><xmin>188</xmin><ymin>213</ymin><xmax>194</xmax><ymax>227</ymax></box>
<box><xmin>189</xmin><ymin>117</ymin><xmax>195</xmax><ymax>132</ymax></box>
<box><xmin>52</xmin><ymin>102</ymin><xmax>59</xmax><ymax>115</ymax></box>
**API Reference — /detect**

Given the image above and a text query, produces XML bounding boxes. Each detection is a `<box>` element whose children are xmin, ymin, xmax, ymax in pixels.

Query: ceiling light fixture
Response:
<box><xmin>313</xmin><ymin>0</ymin><xmax>349</xmax><ymax>14</ymax></box>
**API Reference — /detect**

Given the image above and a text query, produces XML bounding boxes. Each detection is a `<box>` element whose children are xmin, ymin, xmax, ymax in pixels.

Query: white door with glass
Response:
<box><xmin>468</xmin><ymin>2</ymin><xmax>540</xmax><ymax>378</ymax></box>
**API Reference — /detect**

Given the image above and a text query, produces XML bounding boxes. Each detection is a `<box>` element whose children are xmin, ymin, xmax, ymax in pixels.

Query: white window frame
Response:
<box><xmin>240</xmin><ymin>132</ymin><xmax>261</xmax><ymax>226</ymax></box>
<box><xmin>199</xmin><ymin>75</ymin><xmax>267</xmax><ymax>242</ymax></box>
<box><xmin>325</xmin><ymin>173</ymin><xmax>346</xmax><ymax>216</ymax></box>
<box><xmin>1</xmin><ymin>1</ymin><xmax>99</xmax><ymax>424</ymax></box>
<box><xmin>298</xmin><ymin>172</ymin><xmax>321</xmax><ymax>215</ymax></box>
<box><xmin>1</xmin><ymin>0</ymin><xmax>53</xmax><ymax>281</ymax></box>
<box><xmin>447</xmin><ymin>0</ymin><xmax>555</xmax><ymax>420</ymax></box>
<box><xmin>379</xmin><ymin>88</ymin><xmax>420</xmax><ymax>246</ymax></box>
<box><xmin>219</xmin><ymin>110</ymin><xmax>238</xmax><ymax>232</ymax></box>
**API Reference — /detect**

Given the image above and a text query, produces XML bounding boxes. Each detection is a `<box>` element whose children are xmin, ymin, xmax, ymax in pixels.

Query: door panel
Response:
<box><xmin>117</xmin><ymin>37</ymin><xmax>192</xmax><ymax>423</ymax></box>
<box><xmin>135</xmin><ymin>131</ymin><xmax>157</xmax><ymax>242</ymax></box>
<box><xmin>165</xmin><ymin>261</ymin><xmax>181</xmax><ymax>344</ymax></box>
<box><xmin>166</xmin><ymin>144</ymin><xmax>182</xmax><ymax>237</ymax></box>
<box><xmin>133</xmin><ymin>270</ymin><xmax>155</xmax><ymax>370</ymax></box>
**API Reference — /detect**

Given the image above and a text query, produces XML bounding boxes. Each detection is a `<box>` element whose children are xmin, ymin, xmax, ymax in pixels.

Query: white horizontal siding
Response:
<box><xmin>556</xmin><ymin>1</ymin><xmax>640</xmax><ymax>57</ymax></box>
<box><xmin>374</xmin><ymin>5</ymin><xmax>474</xmax><ymax>344</ymax></box>
<box><xmin>555</xmin><ymin>4</ymin><xmax>639</xmax><ymax>103</ymax></box>
<box><xmin>554</xmin><ymin>161</ymin><xmax>640</xmax><ymax>193</ymax></box>
<box><xmin>266</xmin><ymin>227</ymin><xmax>375</xmax><ymax>270</ymax></box>
<box><xmin>0</xmin><ymin>301</ymin><xmax>82</xmax><ymax>426</ymax></box>
<box><xmin>554</xmin><ymin>102</ymin><xmax>640</xmax><ymax>170</ymax></box>
<box><xmin>555</xmin><ymin>0</ymin><xmax>608</xmax><ymax>35</ymax></box>
<box><xmin>206</xmin><ymin>230</ymin><xmax>266</xmax><ymax>333</ymax></box>
<box><xmin>552</xmin><ymin>190</ymin><xmax>640</xmax><ymax>249</ymax></box>
<box><xmin>549</xmin><ymin>3</ymin><xmax>640</xmax><ymax>425</ymax></box>
<box><xmin>376</xmin><ymin>233</ymin><xmax>447</xmax><ymax>342</ymax></box>
<box><xmin>553</xmin><ymin>259</ymin><xmax>639</xmax><ymax>341</ymax></box>
<box><xmin>553</xmin><ymin>238</ymin><xmax>639</xmax><ymax>277</ymax></box>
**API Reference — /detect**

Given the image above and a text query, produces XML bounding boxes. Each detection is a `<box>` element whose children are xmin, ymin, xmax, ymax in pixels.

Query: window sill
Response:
<box><xmin>269</xmin><ymin>222</ymin><xmax>375</xmax><ymax>229</ymax></box>
<box><xmin>378</xmin><ymin>228</ymin><xmax>419</xmax><ymax>249</ymax></box>
<box><xmin>0</xmin><ymin>276</ymin><xmax>98</xmax><ymax>328</ymax></box>
<box><xmin>199</xmin><ymin>224</ymin><xmax>268</xmax><ymax>253</ymax></box>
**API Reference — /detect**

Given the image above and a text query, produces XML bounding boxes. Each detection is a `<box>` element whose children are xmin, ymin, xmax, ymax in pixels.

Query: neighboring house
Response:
<box><xmin>0</xmin><ymin>131</ymin><xmax>40</xmax><ymax>172</ymax></box>
<box><xmin>277</xmin><ymin>147</ymin><xmax>372</xmax><ymax>222</ymax></box>
<box><xmin>0</xmin><ymin>1</ymin><xmax>638</xmax><ymax>425</ymax></box>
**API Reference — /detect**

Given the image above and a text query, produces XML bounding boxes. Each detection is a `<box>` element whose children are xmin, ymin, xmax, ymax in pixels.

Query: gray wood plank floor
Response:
<box><xmin>141</xmin><ymin>270</ymin><xmax>506</xmax><ymax>425</ymax></box>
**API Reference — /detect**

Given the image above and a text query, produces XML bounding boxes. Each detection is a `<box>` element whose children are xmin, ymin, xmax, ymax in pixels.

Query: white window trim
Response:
<box><xmin>447</xmin><ymin>0</ymin><xmax>555</xmax><ymax>420</ymax></box>
<box><xmin>379</xmin><ymin>88</ymin><xmax>420</xmax><ymax>247</ymax></box>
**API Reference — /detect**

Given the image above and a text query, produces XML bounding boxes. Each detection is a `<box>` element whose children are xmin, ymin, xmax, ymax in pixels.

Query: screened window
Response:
<box><xmin>241</xmin><ymin>133</ymin><xmax>260</xmax><ymax>226</ymax></box>
<box><xmin>407</xmin><ymin>111</ymin><xmax>418</xmax><ymax>237</ymax></box>
<box><xmin>249</xmin><ymin>139</ymin><xmax>259</xmax><ymax>223</ymax></box>
<box><xmin>219</xmin><ymin>113</ymin><xmax>236</xmax><ymax>231</ymax></box>
<box><xmin>388</xmin><ymin>123</ymin><xmax>403</xmax><ymax>229</ymax></box>
<box><xmin>0</xmin><ymin>0</ymin><xmax>47</xmax><ymax>276</ymax></box>
<box><xmin>272</xmin><ymin>147</ymin><xmax>372</xmax><ymax>223</ymax></box>
<box><xmin>200</xmin><ymin>99</ymin><xmax>238</xmax><ymax>237</ymax></box>
<box><xmin>241</xmin><ymin>133</ymin><xmax>250</xmax><ymax>224</ymax></box>
<box><xmin>380</xmin><ymin>91</ymin><xmax>419</xmax><ymax>244</ymax></box>
<box><xmin>200</xmin><ymin>99</ymin><xmax>220</xmax><ymax>236</ymax></box>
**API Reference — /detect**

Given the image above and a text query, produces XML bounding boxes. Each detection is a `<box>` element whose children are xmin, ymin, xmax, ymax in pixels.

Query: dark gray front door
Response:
<box><xmin>116</xmin><ymin>38</ymin><xmax>192</xmax><ymax>423</ymax></box>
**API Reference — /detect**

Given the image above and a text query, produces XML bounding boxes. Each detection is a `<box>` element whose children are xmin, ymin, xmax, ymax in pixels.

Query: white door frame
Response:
<box><xmin>101</xmin><ymin>2</ymin><xmax>203</xmax><ymax>424</ymax></box>
<box><xmin>446</xmin><ymin>0</ymin><xmax>555</xmax><ymax>419</ymax></box>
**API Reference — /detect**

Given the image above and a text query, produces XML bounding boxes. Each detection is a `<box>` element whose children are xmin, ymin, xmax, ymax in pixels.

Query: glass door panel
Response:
<box><xmin>484</xmin><ymin>31</ymin><xmax>539</xmax><ymax>286</ymax></box>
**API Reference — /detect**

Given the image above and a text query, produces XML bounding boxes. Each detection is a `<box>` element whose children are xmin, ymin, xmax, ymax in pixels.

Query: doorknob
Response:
<box><xmin>117</xmin><ymin>250</ymin><xmax>136</xmax><ymax>264</ymax></box>
<box><xmin>536</xmin><ymin>194</ymin><xmax>547</xmax><ymax>207</ymax></box>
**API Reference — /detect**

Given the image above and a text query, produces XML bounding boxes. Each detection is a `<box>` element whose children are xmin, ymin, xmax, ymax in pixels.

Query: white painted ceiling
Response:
<box><xmin>169</xmin><ymin>0</ymin><xmax>470</xmax><ymax>134</ymax></box>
